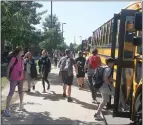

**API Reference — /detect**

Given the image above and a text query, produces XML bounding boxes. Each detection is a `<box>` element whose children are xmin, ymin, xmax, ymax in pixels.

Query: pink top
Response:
<box><xmin>9</xmin><ymin>57</ymin><xmax>24</xmax><ymax>80</ymax></box>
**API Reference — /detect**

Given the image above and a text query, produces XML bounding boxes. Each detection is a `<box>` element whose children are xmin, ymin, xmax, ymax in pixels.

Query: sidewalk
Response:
<box><xmin>2</xmin><ymin>67</ymin><xmax>106</xmax><ymax>125</ymax></box>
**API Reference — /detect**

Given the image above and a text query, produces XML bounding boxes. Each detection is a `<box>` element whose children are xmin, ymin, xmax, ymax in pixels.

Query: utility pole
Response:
<box><xmin>51</xmin><ymin>1</ymin><xmax>53</xmax><ymax>53</ymax></box>
<box><xmin>79</xmin><ymin>36</ymin><xmax>82</xmax><ymax>44</ymax></box>
<box><xmin>74</xmin><ymin>36</ymin><xmax>76</xmax><ymax>44</ymax></box>
<box><xmin>51</xmin><ymin>1</ymin><xmax>53</xmax><ymax>27</ymax></box>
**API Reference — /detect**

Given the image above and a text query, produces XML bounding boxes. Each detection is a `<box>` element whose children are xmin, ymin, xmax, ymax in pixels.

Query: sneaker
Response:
<box><xmin>28</xmin><ymin>89</ymin><xmax>30</xmax><ymax>92</ymax></box>
<box><xmin>19</xmin><ymin>104</ymin><xmax>24</xmax><ymax>110</ymax></box>
<box><xmin>63</xmin><ymin>93</ymin><xmax>66</xmax><ymax>97</ymax></box>
<box><xmin>47</xmin><ymin>84</ymin><xmax>50</xmax><ymax>90</ymax></box>
<box><xmin>79</xmin><ymin>87</ymin><xmax>82</xmax><ymax>90</ymax></box>
<box><xmin>33</xmin><ymin>85</ymin><xmax>35</xmax><ymax>90</ymax></box>
<box><xmin>79</xmin><ymin>85</ymin><xmax>82</xmax><ymax>90</ymax></box>
<box><xmin>67</xmin><ymin>97</ymin><xmax>73</xmax><ymax>102</ymax></box>
<box><xmin>92</xmin><ymin>99</ymin><xmax>98</xmax><ymax>104</ymax></box>
<box><xmin>94</xmin><ymin>113</ymin><xmax>103</xmax><ymax>120</ymax></box>
<box><xmin>82</xmin><ymin>84</ymin><xmax>84</xmax><ymax>88</ymax></box>
<box><xmin>3</xmin><ymin>109</ymin><xmax>11</xmax><ymax>117</ymax></box>
<box><xmin>43</xmin><ymin>90</ymin><xmax>46</xmax><ymax>93</ymax></box>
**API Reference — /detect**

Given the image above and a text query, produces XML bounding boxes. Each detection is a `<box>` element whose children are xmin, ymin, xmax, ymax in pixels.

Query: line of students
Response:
<box><xmin>3</xmin><ymin>47</ymin><xmax>123</xmax><ymax>121</ymax></box>
<box><xmin>3</xmin><ymin>47</ymin><xmax>51</xmax><ymax>117</ymax></box>
<box><xmin>74</xmin><ymin>49</ymin><xmax>126</xmax><ymax>120</ymax></box>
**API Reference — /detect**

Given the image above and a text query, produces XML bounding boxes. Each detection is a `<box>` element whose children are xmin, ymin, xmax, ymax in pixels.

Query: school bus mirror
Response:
<box><xmin>132</xmin><ymin>36</ymin><xmax>142</xmax><ymax>46</ymax></box>
<box><xmin>134</xmin><ymin>12</ymin><xmax>142</xmax><ymax>31</ymax></box>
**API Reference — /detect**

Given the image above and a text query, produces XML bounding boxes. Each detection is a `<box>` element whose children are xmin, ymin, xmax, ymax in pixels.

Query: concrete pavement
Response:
<box><xmin>2</xmin><ymin>67</ymin><xmax>106</xmax><ymax>125</ymax></box>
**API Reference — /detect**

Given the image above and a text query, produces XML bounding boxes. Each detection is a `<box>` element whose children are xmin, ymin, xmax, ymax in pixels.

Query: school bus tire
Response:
<box><xmin>134</xmin><ymin>92</ymin><xmax>142</xmax><ymax>125</ymax></box>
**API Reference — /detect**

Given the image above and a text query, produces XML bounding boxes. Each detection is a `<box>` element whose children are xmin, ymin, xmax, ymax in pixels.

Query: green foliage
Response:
<box><xmin>1</xmin><ymin>1</ymin><xmax>47</xmax><ymax>50</ymax></box>
<box><xmin>2</xmin><ymin>1</ymin><xmax>68</xmax><ymax>53</ymax></box>
<box><xmin>39</xmin><ymin>14</ymin><xmax>67</xmax><ymax>52</ymax></box>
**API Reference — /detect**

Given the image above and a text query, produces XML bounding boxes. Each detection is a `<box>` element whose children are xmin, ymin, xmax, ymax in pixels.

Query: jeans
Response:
<box><xmin>88</xmin><ymin>76</ymin><xmax>96</xmax><ymax>100</ymax></box>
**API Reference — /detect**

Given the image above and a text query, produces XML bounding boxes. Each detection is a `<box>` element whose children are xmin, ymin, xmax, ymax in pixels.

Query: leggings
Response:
<box><xmin>9</xmin><ymin>80</ymin><xmax>23</xmax><ymax>96</ymax></box>
<box><xmin>42</xmin><ymin>74</ymin><xmax>50</xmax><ymax>90</ymax></box>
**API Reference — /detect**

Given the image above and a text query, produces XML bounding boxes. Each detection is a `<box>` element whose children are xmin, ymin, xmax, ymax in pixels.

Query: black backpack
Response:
<box><xmin>25</xmin><ymin>58</ymin><xmax>37</xmax><ymax>79</ymax></box>
<box><xmin>93</xmin><ymin>66</ymin><xmax>109</xmax><ymax>89</ymax></box>
<box><xmin>30</xmin><ymin>59</ymin><xmax>37</xmax><ymax>79</ymax></box>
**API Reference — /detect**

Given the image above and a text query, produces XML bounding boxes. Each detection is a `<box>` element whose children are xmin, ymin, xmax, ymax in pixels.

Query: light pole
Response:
<box><xmin>51</xmin><ymin>1</ymin><xmax>53</xmax><ymax>27</ymax></box>
<box><xmin>62</xmin><ymin>23</ymin><xmax>66</xmax><ymax>39</ymax></box>
<box><xmin>79</xmin><ymin>36</ymin><xmax>82</xmax><ymax>44</ymax></box>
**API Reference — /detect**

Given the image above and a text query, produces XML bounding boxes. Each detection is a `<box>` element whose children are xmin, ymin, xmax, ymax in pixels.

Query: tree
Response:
<box><xmin>57</xmin><ymin>42</ymin><xmax>69</xmax><ymax>51</ymax></box>
<box><xmin>1</xmin><ymin>1</ymin><xmax>47</xmax><ymax>51</ymax></box>
<box><xmin>40</xmin><ymin>14</ymin><xmax>66</xmax><ymax>52</ymax></box>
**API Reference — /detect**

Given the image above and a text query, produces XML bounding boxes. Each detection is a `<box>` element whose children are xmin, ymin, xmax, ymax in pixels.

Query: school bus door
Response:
<box><xmin>112</xmin><ymin>9</ymin><xmax>138</xmax><ymax>118</ymax></box>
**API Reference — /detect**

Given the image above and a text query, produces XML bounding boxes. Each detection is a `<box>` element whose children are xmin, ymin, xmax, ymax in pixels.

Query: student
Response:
<box><xmin>58</xmin><ymin>49</ymin><xmax>78</xmax><ymax>102</ymax></box>
<box><xmin>75</xmin><ymin>51</ymin><xmax>86</xmax><ymax>89</ymax></box>
<box><xmin>38</xmin><ymin>49</ymin><xmax>51</xmax><ymax>93</ymax></box>
<box><xmin>4</xmin><ymin>47</ymin><xmax>24</xmax><ymax>117</ymax></box>
<box><xmin>24</xmin><ymin>52</ymin><xmax>37</xmax><ymax>92</ymax></box>
<box><xmin>84</xmin><ymin>48</ymin><xmax>101</xmax><ymax>103</ymax></box>
<box><xmin>94</xmin><ymin>57</ymin><xmax>125</xmax><ymax>120</ymax></box>
<box><xmin>53</xmin><ymin>50</ymin><xmax>58</xmax><ymax>67</ymax></box>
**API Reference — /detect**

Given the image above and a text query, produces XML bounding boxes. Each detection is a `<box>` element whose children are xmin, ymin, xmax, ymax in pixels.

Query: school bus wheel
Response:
<box><xmin>134</xmin><ymin>92</ymin><xmax>142</xmax><ymax>125</ymax></box>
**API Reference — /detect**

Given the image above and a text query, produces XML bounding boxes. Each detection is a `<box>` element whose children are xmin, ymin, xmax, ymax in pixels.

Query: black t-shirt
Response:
<box><xmin>75</xmin><ymin>56</ymin><xmax>86</xmax><ymax>73</ymax></box>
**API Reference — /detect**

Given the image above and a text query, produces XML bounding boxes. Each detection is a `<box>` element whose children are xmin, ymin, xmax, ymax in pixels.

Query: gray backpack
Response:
<box><xmin>60</xmin><ymin>57</ymin><xmax>72</xmax><ymax>76</ymax></box>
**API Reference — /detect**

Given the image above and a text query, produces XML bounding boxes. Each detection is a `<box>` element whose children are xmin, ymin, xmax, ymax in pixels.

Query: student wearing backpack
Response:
<box><xmin>38</xmin><ymin>49</ymin><xmax>51</xmax><ymax>93</ymax></box>
<box><xmin>24</xmin><ymin>52</ymin><xmax>37</xmax><ymax>92</ymax></box>
<box><xmin>4</xmin><ymin>47</ymin><xmax>24</xmax><ymax>117</ymax></box>
<box><xmin>58</xmin><ymin>49</ymin><xmax>78</xmax><ymax>102</ymax></box>
<box><xmin>75</xmin><ymin>51</ymin><xmax>86</xmax><ymax>89</ymax></box>
<box><xmin>94</xmin><ymin>57</ymin><xmax>126</xmax><ymax>120</ymax></box>
<box><xmin>84</xmin><ymin>48</ymin><xmax>101</xmax><ymax>103</ymax></box>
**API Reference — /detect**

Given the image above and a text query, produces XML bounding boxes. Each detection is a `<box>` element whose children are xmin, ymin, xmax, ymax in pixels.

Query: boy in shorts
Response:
<box><xmin>58</xmin><ymin>49</ymin><xmax>78</xmax><ymax>102</ymax></box>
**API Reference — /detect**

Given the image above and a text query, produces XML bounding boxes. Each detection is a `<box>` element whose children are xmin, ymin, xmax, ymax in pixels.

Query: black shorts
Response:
<box><xmin>60</xmin><ymin>71</ymin><xmax>73</xmax><ymax>85</ymax></box>
<box><xmin>76</xmin><ymin>74</ymin><xmax>85</xmax><ymax>78</ymax></box>
<box><xmin>76</xmin><ymin>71</ymin><xmax>85</xmax><ymax>78</ymax></box>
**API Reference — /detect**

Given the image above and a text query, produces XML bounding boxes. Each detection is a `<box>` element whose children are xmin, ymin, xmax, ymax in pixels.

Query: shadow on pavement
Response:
<box><xmin>26</xmin><ymin>91</ymin><xmax>98</xmax><ymax>111</ymax></box>
<box><xmin>2</xmin><ymin>103</ymin><xmax>104</xmax><ymax>125</ymax></box>
<box><xmin>27</xmin><ymin>91</ymin><xmax>65</xmax><ymax>102</ymax></box>
<box><xmin>72</xmin><ymin>97</ymin><xmax>99</xmax><ymax>110</ymax></box>
<box><xmin>49</xmin><ymin>72</ymin><xmax>93</xmax><ymax>93</ymax></box>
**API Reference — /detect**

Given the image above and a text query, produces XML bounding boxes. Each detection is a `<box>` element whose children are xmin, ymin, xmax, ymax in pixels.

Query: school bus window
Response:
<box><xmin>116</xmin><ymin>20</ymin><xmax>120</xmax><ymax>45</ymax></box>
<box><xmin>109</xmin><ymin>21</ymin><xmax>112</xmax><ymax>44</ymax></box>
<box><xmin>136</xmin><ymin>62</ymin><xmax>142</xmax><ymax>83</ymax></box>
<box><xmin>97</xmin><ymin>32</ymin><xmax>99</xmax><ymax>46</ymax></box>
<box><xmin>103</xmin><ymin>26</ymin><xmax>106</xmax><ymax>45</ymax></box>
<box><xmin>99</xmin><ymin>30</ymin><xmax>101</xmax><ymax>46</ymax></box>
<box><xmin>106</xmin><ymin>32</ymin><xmax>108</xmax><ymax>45</ymax></box>
<box><xmin>138</xmin><ymin>31</ymin><xmax>142</xmax><ymax>36</ymax></box>
<box><xmin>96</xmin><ymin>33</ymin><xmax>98</xmax><ymax>46</ymax></box>
<box><xmin>137</xmin><ymin>31</ymin><xmax>142</xmax><ymax>54</ymax></box>
<box><xmin>98</xmin><ymin>29</ymin><xmax>102</xmax><ymax>46</ymax></box>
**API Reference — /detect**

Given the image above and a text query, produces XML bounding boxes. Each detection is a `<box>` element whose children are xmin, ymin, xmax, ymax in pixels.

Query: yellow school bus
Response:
<box><xmin>87</xmin><ymin>2</ymin><xmax>142</xmax><ymax>124</ymax></box>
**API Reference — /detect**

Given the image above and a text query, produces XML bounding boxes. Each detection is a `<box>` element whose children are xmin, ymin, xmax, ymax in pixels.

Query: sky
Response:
<box><xmin>36</xmin><ymin>1</ymin><xmax>132</xmax><ymax>45</ymax></box>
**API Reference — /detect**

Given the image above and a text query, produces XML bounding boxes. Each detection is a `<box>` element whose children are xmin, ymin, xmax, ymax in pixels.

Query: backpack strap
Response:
<box><xmin>9</xmin><ymin>57</ymin><xmax>18</xmax><ymax>76</ymax></box>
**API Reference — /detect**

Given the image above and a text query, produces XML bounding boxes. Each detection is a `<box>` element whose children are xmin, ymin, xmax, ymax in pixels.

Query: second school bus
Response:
<box><xmin>83</xmin><ymin>2</ymin><xmax>142</xmax><ymax>125</ymax></box>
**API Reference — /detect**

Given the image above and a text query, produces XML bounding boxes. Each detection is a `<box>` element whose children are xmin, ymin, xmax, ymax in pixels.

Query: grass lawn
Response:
<box><xmin>1</xmin><ymin>77</ymin><xmax>9</xmax><ymax>89</ymax></box>
<box><xmin>1</xmin><ymin>77</ymin><xmax>9</xmax><ymax>111</ymax></box>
